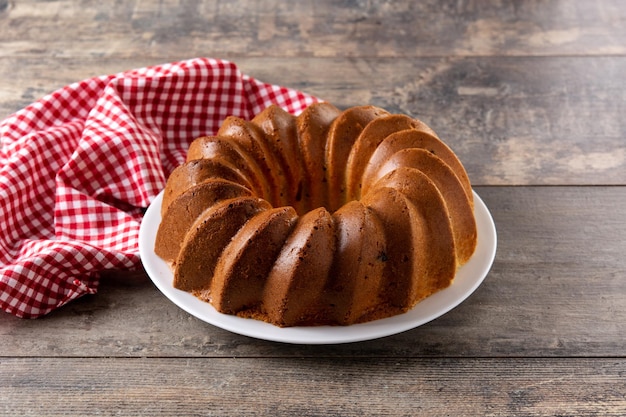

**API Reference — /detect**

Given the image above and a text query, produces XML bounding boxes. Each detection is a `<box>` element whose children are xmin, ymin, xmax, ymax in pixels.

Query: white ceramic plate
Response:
<box><xmin>139</xmin><ymin>190</ymin><xmax>497</xmax><ymax>344</ymax></box>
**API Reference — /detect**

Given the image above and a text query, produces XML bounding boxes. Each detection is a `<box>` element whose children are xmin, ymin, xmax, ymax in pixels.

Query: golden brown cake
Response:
<box><xmin>154</xmin><ymin>103</ymin><xmax>477</xmax><ymax>327</ymax></box>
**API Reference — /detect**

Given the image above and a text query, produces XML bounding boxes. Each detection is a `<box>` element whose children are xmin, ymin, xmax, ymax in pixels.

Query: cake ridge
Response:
<box><xmin>155</xmin><ymin>178</ymin><xmax>252</xmax><ymax>263</ymax></box>
<box><xmin>345</xmin><ymin>114</ymin><xmax>436</xmax><ymax>201</ymax></box>
<box><xmin>361</xmin><ymin>128</ymin><xmax>473</xmax><ymax>206</ymax></box>
<box><xmin>211</xmin><ymin>206</ymin><xmax>299</xmax><ymax>316</ymax></box>
<box><xmin>161</xmin><ymin>158</ymin><xmax>254</xmax><ymax>217</ymax></box>
<box><xmin>325</xmin><ymin>105</ymin><xmax>390</xmax><ymax>212</ymax></box>
<box><xmin>371</xmin><ymin>149</ymin><xmax>477</xmax><ymax>264</ymax></box>
<box><xmin>174</xmin><ymin>196</ymin><xmax>271</xmax><ymax>293</ymax></box>
<box><xmin>216</xmin><ymin>116</ymin><xmax>287</xmax><ymax>207</ymax></box>
<box><xmin>253</xmin><ymin>105</ymin><xmax>307</xmax><ymax>215</ymax></box>
<box><xmin>324</xmin><ymin>200</ymin><xmax>386</xmax><ymax>325</ymax></box>
<box><xmin>295</xmin><ymin>102</ymin><xmax>342</xmax><ymax>213</ymax></box>
<box><xmin>186</xmin><ymin>135</ymin><xmax>272</xmax><ymax>201</ymax></box>
<box><xmin>262</xmin><ymin>207</ymin><xmax>336</xmax><ymax>327</ymax></box>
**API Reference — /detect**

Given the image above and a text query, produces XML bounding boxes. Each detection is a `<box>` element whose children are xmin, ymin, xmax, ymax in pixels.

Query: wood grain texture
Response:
<box><xmin>1</xmin><ymin>56</ymin><xmax>625</xmax><ymax>186</ymax></box>
<box><xmin>1</xmin><ymin>0</ymin><xmax>625</xmax><ymax>58</ymax></box>
<box><xmin>2</xmin><ymin>0</ymin><xmax>625</xmax><ymax>185</ymax></box>
<box><xmin>1</xmin><ymin>187</ymin><xmax>624</xmax><ymax>358</ymax></box>
<box><xmin>1</xmin><ymin>357</ymin><xmax>625</xmax><ymax>417</ymax></box>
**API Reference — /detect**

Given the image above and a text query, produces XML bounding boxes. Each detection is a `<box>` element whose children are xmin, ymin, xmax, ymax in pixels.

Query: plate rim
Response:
<box><xmin>139</xmin><ymin>190</ymin><xmax>497</xmax><ymax>344</ymax></box>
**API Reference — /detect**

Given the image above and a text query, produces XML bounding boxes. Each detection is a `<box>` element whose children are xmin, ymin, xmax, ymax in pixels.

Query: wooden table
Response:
<box><xmin>1</xmin><ymin>1</ymin><xmax>625</xmax><ymax>415</ymax></box>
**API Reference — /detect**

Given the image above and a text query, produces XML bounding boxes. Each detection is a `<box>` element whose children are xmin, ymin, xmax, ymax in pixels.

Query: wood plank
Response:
<box><xmin>1</xmin><ymin>357</ymin><xmax>625</xmax><ymax>416</ymax></box>
<box><xmin>239</xmin><ymin>57</ymin><xmax>626</xmax><ymax>186</ymax></box>
<box><xmin>1</xmin><ymin>56</ymin><xmax>625</xmax><ymax>186</ymax></box>
<box><xmin>1</xmin><ymin>0</ymin><xmax>625</xmax><ymax>58</ymax></box>
<box><xmin>1</xmin><ymin>187</ymin><xmax>624</xmax><ymax>357</ymax></box>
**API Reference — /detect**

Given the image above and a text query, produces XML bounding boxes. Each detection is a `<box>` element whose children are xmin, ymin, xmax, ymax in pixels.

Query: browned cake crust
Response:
<box><xmin>154</xmin><ymin>103</ymin><xmax>477</xmax><ymax>327</ymax></box>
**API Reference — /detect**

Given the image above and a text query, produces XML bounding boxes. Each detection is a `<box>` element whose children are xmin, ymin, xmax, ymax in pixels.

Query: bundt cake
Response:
<box><xmin>154</xmin><ymin>103</ymin><xmax>477</xmax><ymax>327</ymax></box>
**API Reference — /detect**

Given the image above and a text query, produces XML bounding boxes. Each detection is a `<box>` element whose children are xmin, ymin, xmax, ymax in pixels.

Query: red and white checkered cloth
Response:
<box><xmin>0</xmin><ymin>58</ymin><xmax>318</xmax><ymax>318</ymax></box>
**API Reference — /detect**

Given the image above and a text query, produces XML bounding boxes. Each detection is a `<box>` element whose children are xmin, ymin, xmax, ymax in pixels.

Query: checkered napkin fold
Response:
<box><xmin>0</xmin><ymin>58</ymin><xmax>318</xmax><ymax>318</ymax></box>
